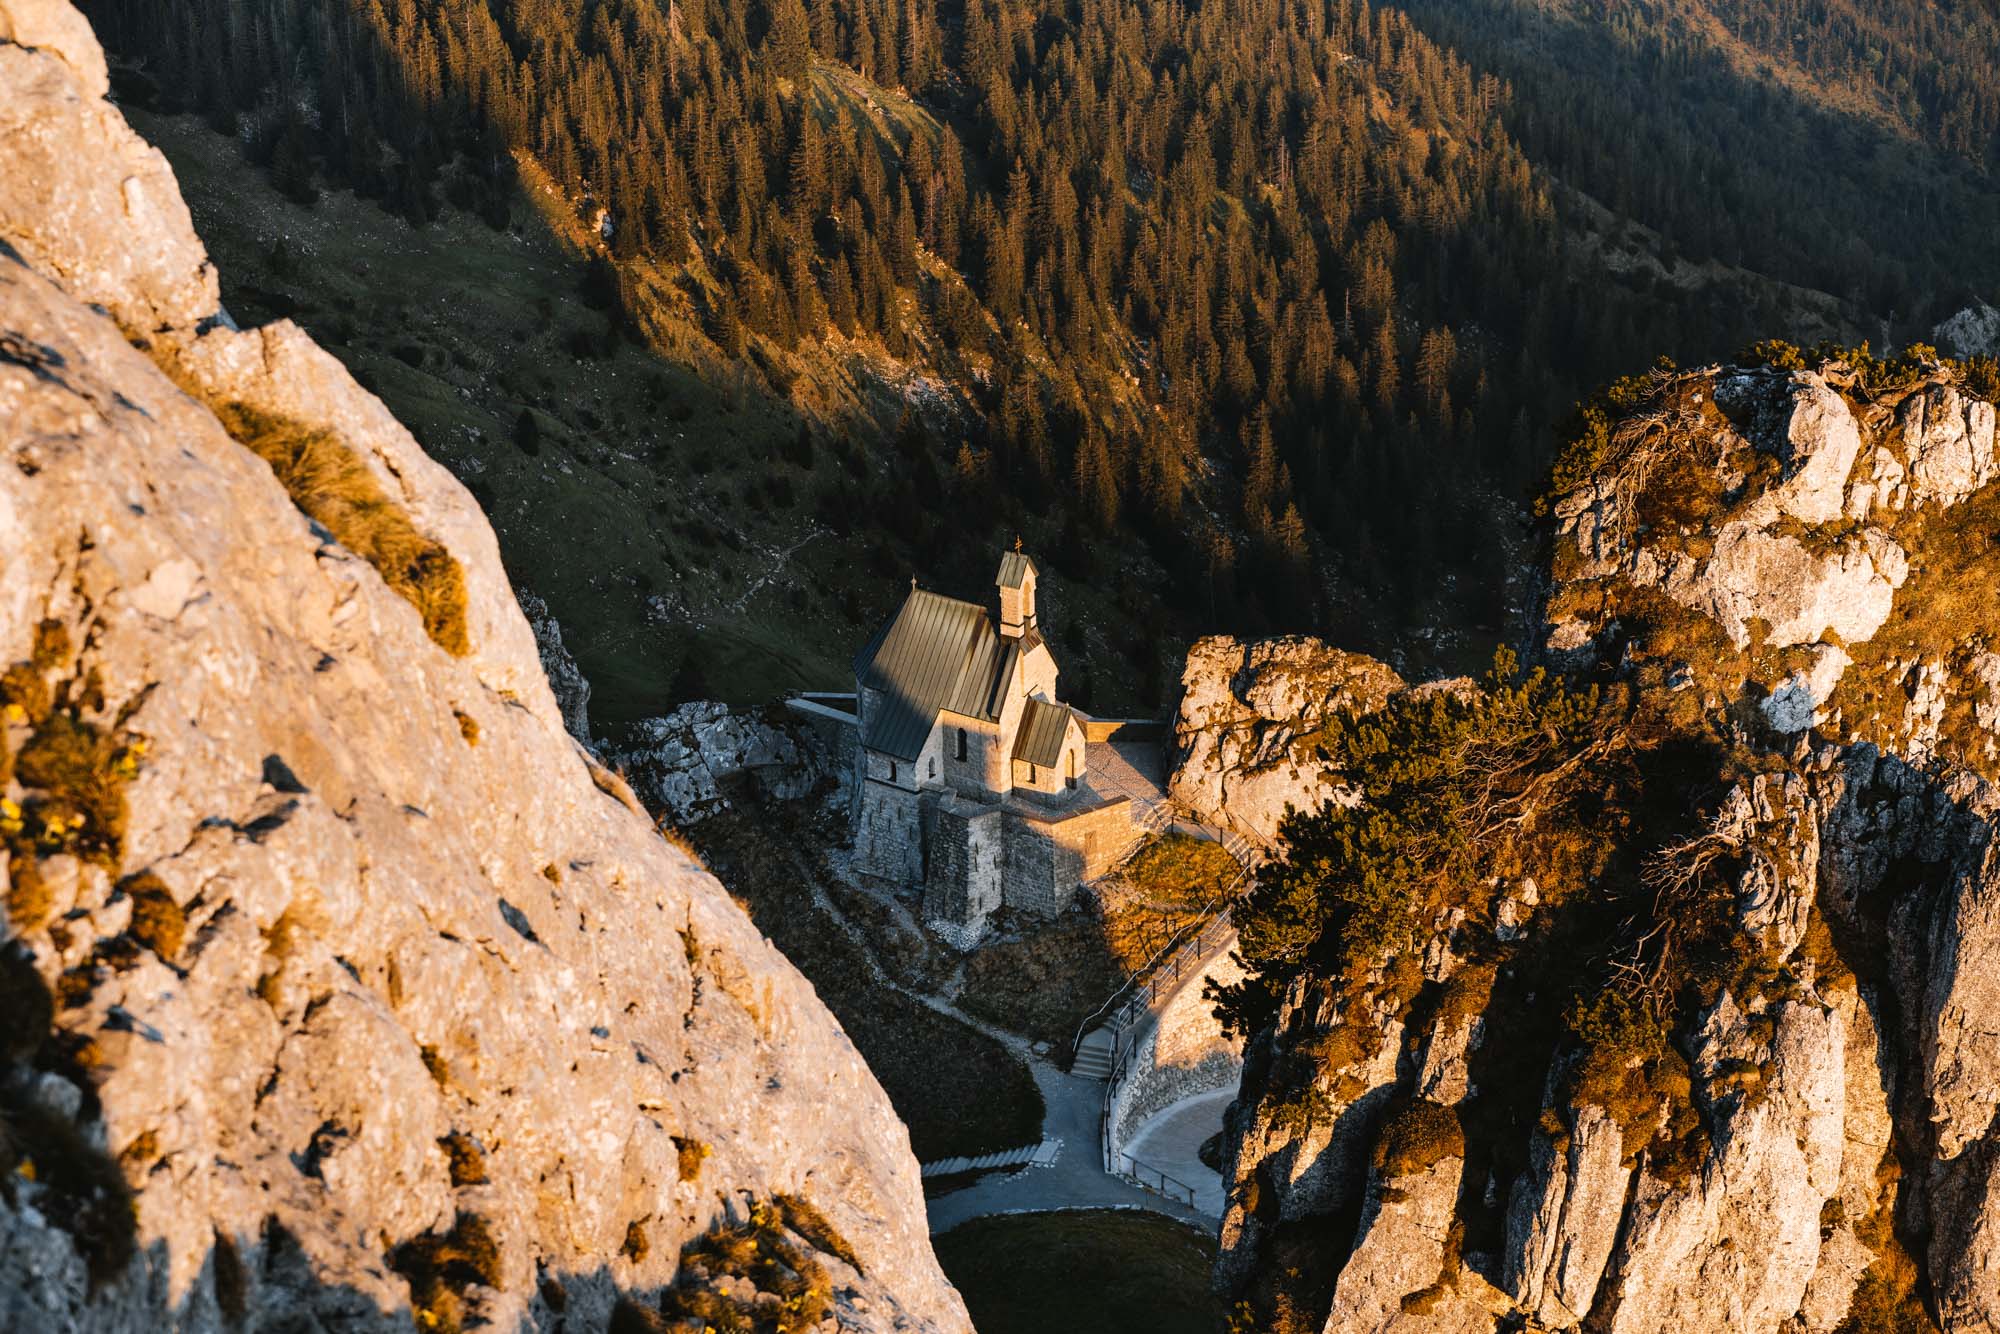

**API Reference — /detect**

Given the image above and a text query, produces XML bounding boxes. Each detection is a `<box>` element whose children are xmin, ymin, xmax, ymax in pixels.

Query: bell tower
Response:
<box><xmin>997</xmin><ymin>542</ymin><xmax>1037</xmax><ymax>639</ymax></box>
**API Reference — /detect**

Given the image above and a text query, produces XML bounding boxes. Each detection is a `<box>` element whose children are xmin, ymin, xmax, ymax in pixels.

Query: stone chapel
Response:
<box><xmin>849</xmin><ymin>551</ymin><xmax>1136</xmax><ymax>947</ymax></box>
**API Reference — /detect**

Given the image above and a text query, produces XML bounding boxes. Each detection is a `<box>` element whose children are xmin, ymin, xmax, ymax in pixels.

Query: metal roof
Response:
<box><xmin>996</xmin><ymin>550</ymin><xmax>1037</xmax><ymax>589</ymax></box>
<box><xmin>853</xmin><ymin>588</ymin><xmax>1017</xmax><ymax>760</ymax></box>
<box><xmin>1013</xmin><ymin>698</ymin><xmax>1074</xmax><ymax>768</ymax></box>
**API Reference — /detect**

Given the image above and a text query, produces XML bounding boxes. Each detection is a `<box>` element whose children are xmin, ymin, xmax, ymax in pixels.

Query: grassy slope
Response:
<box><xmin>688</xmin><ymin>802</ymin><xmax>1044</xmax><ymax>1163</ymax></box>
<box><xmin>136</xmin><ymin>109</ymin><xmax>866</xmax><ymax>731</ymax></box>
<box><xmin>133</xmin><ymin>105</ymin><xmax>1192</xmax><ymax>738</ymax></box>
<box><xmin>933</xmin><ymin>1211</ymin><xmax>1227</xmax><ymax>1334</ymax></box>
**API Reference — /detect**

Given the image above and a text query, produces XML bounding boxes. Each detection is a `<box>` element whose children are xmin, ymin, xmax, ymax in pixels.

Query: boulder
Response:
<box><xmin>1773</xmin><ymin>372</ymin><xmax>1866</xmax><ymax>524</ymax></box>
<box><xmin>1760</xmin><ymin>645</ymin><xmax>1851</xmax><ymax>735</ymax></box>
<box><xmin>1679</xmin><ymin>522</ymin><xmax>1904</xmax><ymax>651</ymax></box>
<box><xmin>1900</xmin><ymin>383</ymin><xmax>1998</xmax><ymax>506</ymax></box>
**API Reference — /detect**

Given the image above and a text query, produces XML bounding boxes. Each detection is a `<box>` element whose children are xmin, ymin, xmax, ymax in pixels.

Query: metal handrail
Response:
<box><xmin>1113</xmin><ymin>1151</ymin><xmax>1198</xmax><ymax>1207</ymax></box>
<box><xmin>1068</xmin><ymin>837</ymin><xmax>1259</xmax><ymax>1061</ymax></box>
<box><xmin>1105</xmin><ymin>909</ymin><xmax>1238</xmax><ymax>1033</ymax></box>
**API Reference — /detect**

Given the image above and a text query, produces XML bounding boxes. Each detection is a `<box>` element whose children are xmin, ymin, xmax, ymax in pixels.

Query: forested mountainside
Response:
<box><xmin>70</xmin><ymin>0</ymin><xmax>1992</xmax><ymax>732</ymax></box>
<box><xmin>1397</xmin><ymin>0</ymin><xmax>2000</xmax><ymax>318</ymax></box>
<box><xmin>78</xmin><ymin>0</ymin><xmax>1929</xmax><ymax>716</ymax></box>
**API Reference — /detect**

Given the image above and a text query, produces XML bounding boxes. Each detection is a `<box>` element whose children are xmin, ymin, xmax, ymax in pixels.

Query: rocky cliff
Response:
<box><xmin>1213</xmin><ymin>352</ymin><xmax>2000</xmax><ymax>1333</ymax></box>
<box><xmin>0</xmin><ymin>5</ymin><xmax>969</xmax><ymax>1331</ymax></box>
<box><xmin>1169</xmin><ymin>635</ymin><xmax>1408</xmax><ymax>847</ymax></box>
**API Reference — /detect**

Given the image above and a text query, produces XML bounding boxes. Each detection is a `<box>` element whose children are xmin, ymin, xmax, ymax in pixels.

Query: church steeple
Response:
<box><xmin>996</xmin><ymin>543</ymin><xmax>1037</xmax><ymax>639</ymax></box>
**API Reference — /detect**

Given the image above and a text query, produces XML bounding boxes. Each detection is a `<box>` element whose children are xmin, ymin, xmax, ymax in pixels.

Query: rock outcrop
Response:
<box><xmin>0</xmin><ymin>8</ymin><xmax>969</xmax><ymax>1331</ymax></box>
<box><xmin>1543</xmin><ymin>362</ymin><xmax>1997</xmax><ymax>754</ymax></box>
<box><xmin>516</xmin><ymin>592</ymin><xmax>592</xmax><ymax>745</ymax></box>
<box><xmin>1935</xmin><ymin>301</ymin><xmax>2000</xmax><ymax>360</ymax></box>
<box><xmin>1214</xmin><ymin>354</ymin><xmax>2000</xmax><ymax>1333</ymax></box>
<box><xmin>1170</xmin><ymin>635</ymin><xmax>1406</xmax><ymax>845</ymax></box>
<box><xmin>612</xmin><ymin>702</ymin><xmax>830</xmax><ymax>826</ymax></box>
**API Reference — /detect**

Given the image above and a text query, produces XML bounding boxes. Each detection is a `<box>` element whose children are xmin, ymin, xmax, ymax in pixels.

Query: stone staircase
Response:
<box><xmin>1071</xmin><ymin>1029</ymin><xmax>1116</xmax><ymax>1080</ymax></box>
<box><xmin>920</xmin><ymin>1138</ymin><xmax>1061</xmax><ymax>1177</ymax></box>
<box><xmin>1067</xmin><ymin>818</ymin><xmax>1265</xmax><ymax>1084</ymax></box>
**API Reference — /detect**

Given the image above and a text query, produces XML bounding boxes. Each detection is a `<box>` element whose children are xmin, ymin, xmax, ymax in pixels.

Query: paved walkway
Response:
<box><xmin>925</xmin><ymin>1060</ymin><xmax>1212</xmax><ymax>1235</ymax></box>
<box><xmin>1084</xmin><ymin>737</ymin><xmax>1173</xmax><ymax>832</ymax></box>
<box><xmin>1122</xmin><ymin>1087</ymin><xmax>1233</xmax><ymax>1218</ymax></box>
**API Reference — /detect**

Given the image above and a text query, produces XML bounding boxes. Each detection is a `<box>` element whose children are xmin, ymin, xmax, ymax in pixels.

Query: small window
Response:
<box><xmin>957</xmin><ymin>728</ymin><xmax>968</xmax><ymax>761</ymax></box>
<box><xmin>928</xmin><ymin>758</ymin><xmax>936</xmax><ymax>779</ymax></box>
<box><xmin>1066</xmin><ymin>749</ymin><xmax>1077</xmax><ymax>789</ymax></box>
<box><xmin>1027</xmin><ymin>763</ymin><xmax>1038</xmax><ymax>784</ymax></box>
<box><xmin>888</xmin><ymin>760</ymin><xmax>897</xmax><ymax>783</ymax></box>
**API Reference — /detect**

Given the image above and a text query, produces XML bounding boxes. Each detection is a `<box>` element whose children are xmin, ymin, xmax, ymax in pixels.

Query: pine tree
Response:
<box><xmin>1072</xmin><ymin>430</ymin><xmax>1120</xmax><ymax>531</ymax></box>
<box><xmin>513</xmin><ymin>409</ymin><xmax>542</xmax><ymax>457</ymax></box>
<box><xmin>764</xmin><ymin>0</ymin><xmax>812</xmax><ymax>85</ymax></box>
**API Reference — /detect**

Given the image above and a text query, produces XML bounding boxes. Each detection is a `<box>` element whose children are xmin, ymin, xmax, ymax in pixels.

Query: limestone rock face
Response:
<box><xmin>1602</xmin><ymin>997</ymin><xmax>1847</xmax><ymax>1334</ymax></box>
<box><xmin>1209</xmin><ymin>356</ymin><xmax>2000</xmax><ymax>1334</ymax></box>
<box><xmin>0</xmin><ymin>5</ymin><xmax>215</xmax><ymax>331</ymax></box>
<box><xmin>1324</xmin><ymin>1152</ymin><xmax>1481</xmax><ymax>1334</ymax></box>
<box><xmin>1542</xmin><ymin>362</ymin><xmax>2000</xmax><ymax>764</ymax></box>
<box><xmin>1215</xmin><ymin>978</ymin><xmax>1405</xmax><ymax>1293</ymax></box>
<box><xmin>517</xmin><ymin>592</ymin><xmax>593</xmax><ymax>745</ymax></box>
<box><xmin>1503</xmin><ymin>1103</ymin><xmax>1632</xmax><ymax>1329</ymax></box>
<box><xmin>0</xmin><ymin>12</ymin><xmax>969</xmax><ymax>1332</ymax></box>
<box><xmin>1170</xmin><ymin>635</ymin><xmax>1405</xmax><ymax>845</ymax></box>
<box><xmin>1220</xmin><ymin>748</ymin><xmax>1981</xmax><ymax>1334</ymax></box>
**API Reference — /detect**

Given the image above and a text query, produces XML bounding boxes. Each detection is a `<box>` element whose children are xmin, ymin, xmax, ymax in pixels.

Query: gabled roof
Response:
<box><xmin>1012</xmin><ymin>698</ymin><xmax>1075</xmax><ymax>768</ymax></box>
<box><xmin>853</xmin><ymin>588</ymin><xmax>1017</xmax><ymax>760</ymax></box>
<box><xmin>996</xmin><ymin>550</ymin><xmax>1037</xmax><ymax>589</ymax></box>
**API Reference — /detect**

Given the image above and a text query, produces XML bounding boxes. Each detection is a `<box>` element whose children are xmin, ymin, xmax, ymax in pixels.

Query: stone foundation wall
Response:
<box><xmin>922</xmin><ymin>798</ymin><xmax>1003</xmax><ymax>949</ymax></box>
<box><xmin>854</xmin><ymin>775</ymin><xmax>924</xmax><ymax>884</ymax></box>
<box><xmin>1000</xmin><ymin>798</ymin><xmax>1136</xmax><ymax>916</ymax></box>
<box><xmin>1067</xmin><ymin>797</ymin><xmax>1143</xmax><ymax>879</ymax></box>
<box><xmin>999</xmin><ymin>815</ymin><xmax>1070</xmax><ymax>916</ymax></box>
<box><xmin>789</xmin><ymin>704</ymin><xmax>858</xmax><ymax>777</ymax></box>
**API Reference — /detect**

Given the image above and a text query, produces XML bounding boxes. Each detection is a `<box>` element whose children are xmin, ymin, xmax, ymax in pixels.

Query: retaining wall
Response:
<box><xmin>1105</xmin><ymin>930</ymin><xmax>1248</xmax><ymax>1166</ymax></box>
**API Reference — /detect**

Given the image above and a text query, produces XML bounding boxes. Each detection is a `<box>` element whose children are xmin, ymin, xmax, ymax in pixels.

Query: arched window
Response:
<box><xmin>887</xmin><ymin>759</ymin><xmax>897</xmax><ymax>783</ymax></box>
<box><xmin>1065</xmin><ymin>748</ymin><xmax>1077</xmax><ymax>790</ymax></box>
<box><xmin>956</xmin><ymin>728</ymin><xmax>968</xmax><ymax>761</ymax></box>
<box><xmin>928</xmin><ymin>757</ymin><xmax>936</xmax><ymax>779</ymax></box>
